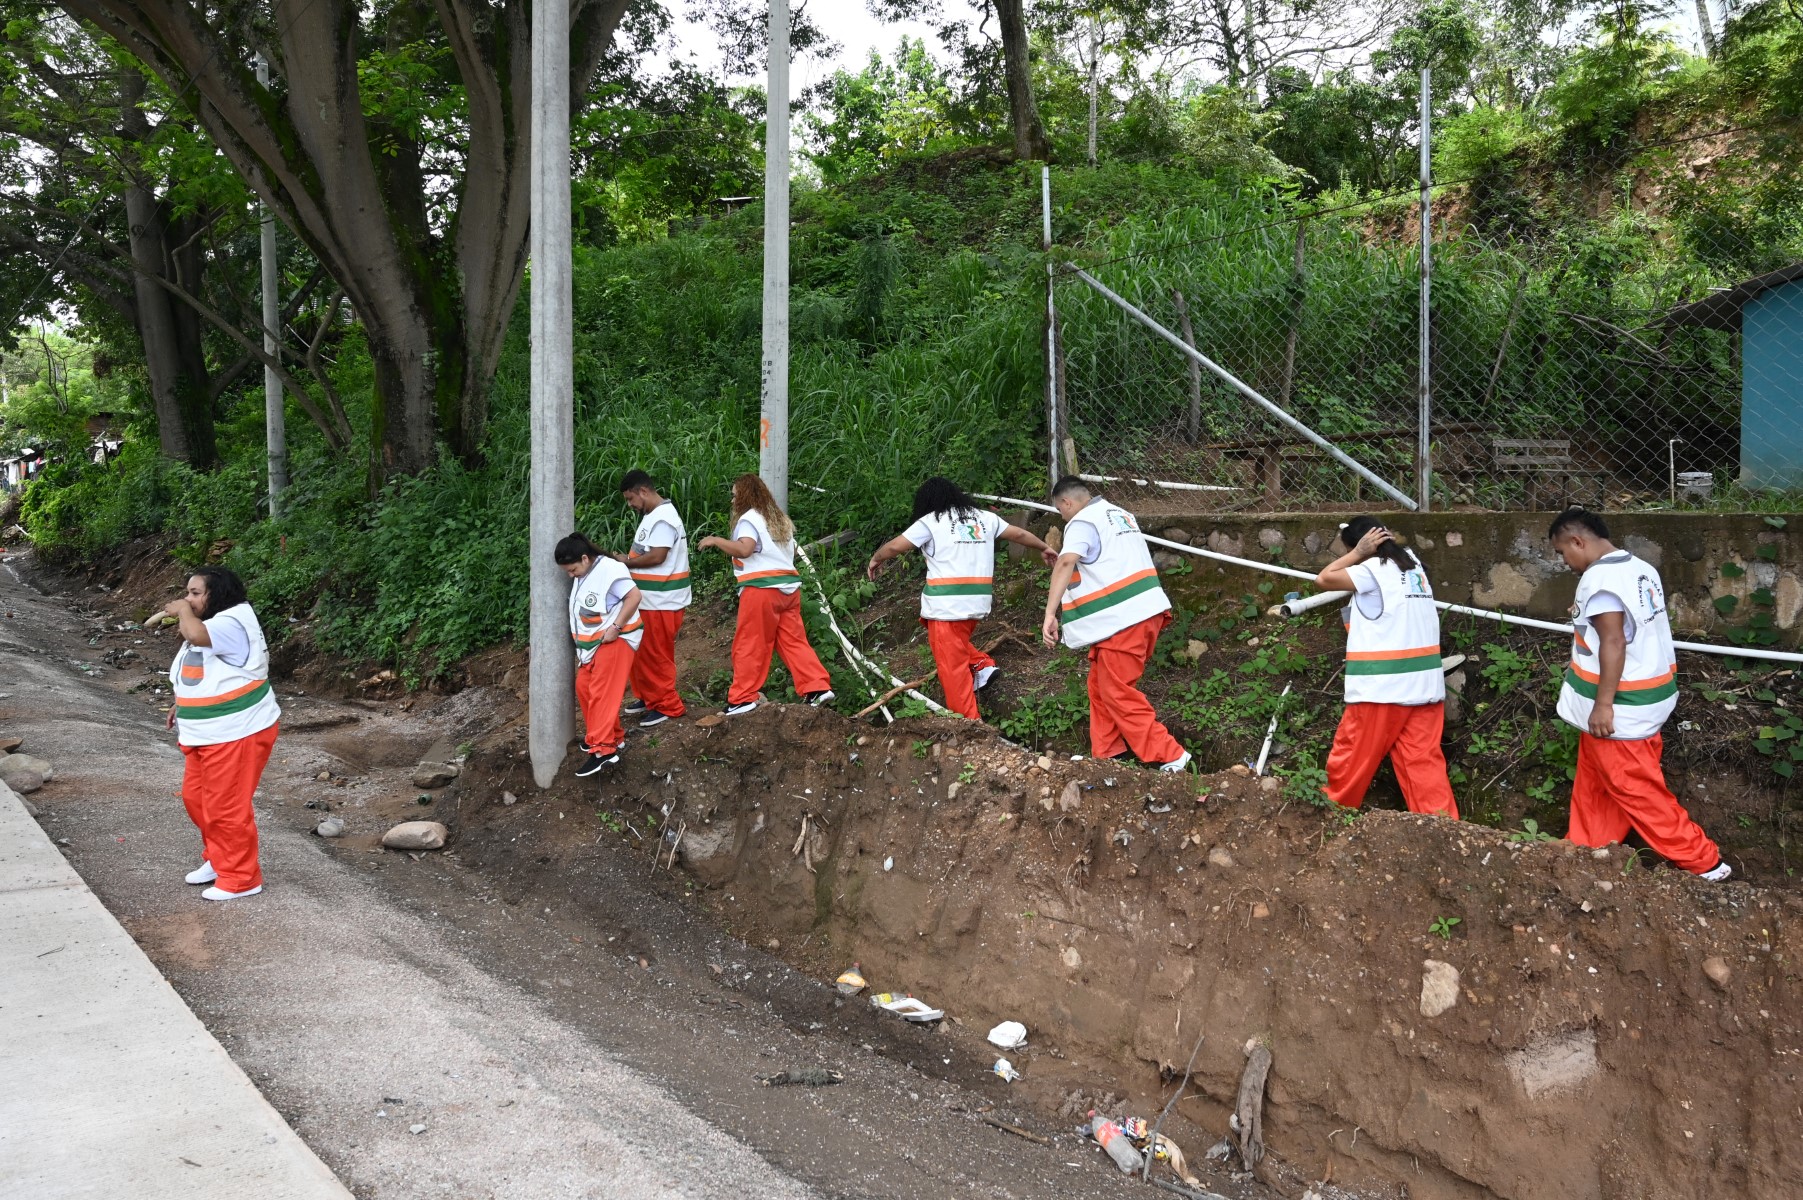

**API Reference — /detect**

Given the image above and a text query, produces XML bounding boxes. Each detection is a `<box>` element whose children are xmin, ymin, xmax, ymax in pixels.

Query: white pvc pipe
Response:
<box><xmin>1276</xmin><ymin>590</ymin><xmax>1350</xmax><ymax>617</ymax></box>
<box><xmin>1079</xmin><ymin>474</ymin><xmax>1240</xmax><ymax>493</ymax></box>
<box><xmin>975</xmin><ymin>491</ymin><xmax>1803</xmax><ymax>665</ymax></box>
<box><xmin>795</xmin><ymin>543</ymin><xmax>949</xmax><ymax>716</ymax></box>
<box><xmin>1254</xmin><ymin>683</ymin><xmax>1291</xmax><ymax>776</ymax></box>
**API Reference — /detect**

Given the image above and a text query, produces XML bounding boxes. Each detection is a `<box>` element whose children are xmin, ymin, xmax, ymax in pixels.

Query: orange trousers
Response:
<box><xmin>729</xmin><ymin>587</ymin><xmax>832</xmax><ymax>705</ymax></box>
<box><xmin>924</xmin><ymin>618</ymin><xmax>994</xmax><ymax>720</ymax></box>
<box><xmin>1087</xmin><ymin>613</ymin><xmax>1184</xmax><ymax>764</ymax></box>
<box><xmin>1324</xmin><ymin>702</ymin><xmax>1459</xmax><ymax>819</ymax></box>
<box><xmin>576</xmin><ymin>639</ymin><xmax>635</xmax><ymax>755</ymax></box>
<box><xmin>629</xmin><ymin>608</ymin><xmax>686</xmax><ymax>718</ymax></box>
<box><xmin>1569</xmin><ymin>733</ymin><xmax>1719</xmax><ymax>873</ymax></box>
<box><xmin>180</xmin><ymin>722</ymin><xmax>278</xmax><ymax>894</ymax></box>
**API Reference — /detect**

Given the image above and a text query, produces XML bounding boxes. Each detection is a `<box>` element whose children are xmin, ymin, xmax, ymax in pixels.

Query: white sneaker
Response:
<box><xmin>185</xmin><ymin>862</ymin><xmax>217</xmax><ymax>885</ymax></box>
<box><xmin>1699</xmin><ymin>861</ymin><xmax>1732</xmax><ymax>882</ymax></box>
<box><xmin>724</xmin><ymin>700</ymin><xmax>759</xmax><ymax>716</ymax></box>
<box><xmin>805</xmin><ymin>690</ymin><xmax>836</xmax><ymax>707</ymax></box>
<box><xmin>1159</xmin><ymin>749</ymin><xmax>1193</xmax><ymax>773</ymax></box>
<box><xmin>201</xmin><ymin>884</ymin><xmax>263</xmax><ymax>901</ymax></box>
<box><xmin>974</xmin><ymin>665</ymin><xmax>999</xmax><ymax>690</ymax></box>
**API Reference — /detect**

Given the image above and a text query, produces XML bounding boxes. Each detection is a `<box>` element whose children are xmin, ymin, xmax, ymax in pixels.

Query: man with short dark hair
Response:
<box><xmin>614</xmin><ymin>471</ymin><xmax>689</xmax><ymax>726</ymax></box>
<box><xmin>1548</xmin><ymin>508</ymin><xmax>1728</xmax><ymax>880</ymax></box>
<box><xmin>1041</xmin><ymin>477</ymin><xmax>1189</xmax><ymax>771</ymax></box>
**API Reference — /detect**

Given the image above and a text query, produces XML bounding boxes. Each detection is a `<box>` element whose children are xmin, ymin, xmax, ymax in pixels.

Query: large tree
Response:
<box><xmin>55</xmin><ymin>0</ymin><xmax>634</xmax><ymax>477</ymax></box>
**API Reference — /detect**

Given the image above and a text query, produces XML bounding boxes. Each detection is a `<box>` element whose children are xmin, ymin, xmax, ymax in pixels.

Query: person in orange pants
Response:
<box><xmin>615</xmin><ymin>471</ymin><xmax>690</xmax><ymax>726</ymax></box>
<box><xmin>1315</xmin><ymin>518</ymin><xmax>1458</xmax><ymax>818</ymax></box>
<box><xmin>181</xmin><ymin>724</ymin><xmax>278</xmax><ymax>896</ymax></box>
<box><xmin>699</xmin><ymin>474</ymin><xmax>835</xmax><ymax>714</ymax></box>
<box><xmin>557</xmin><ymin>533</ymin><xmax>642</xmax><ymax>776</ymax></box>
<box><xmin>1549</xmin><ymin>508</ymin><xmax>1727</xmax><ymax>879</ymax></box>
<box><xmin>1041</xmin><ymin>477</ymin><xmax>1189</xmax><ymax>770</ymax></box>
<box><xmin>867</xmin><ymin>477</ymin><xmax>1055</xmax><ymax>719</ymax></box>
<box><xmin>1085</xmin><ymin>612</ymin><xmax>1185</xmax><ymax>764</ymax></box>
<box><xmin>163</xmin><ymin>565</ymin><xmax>283</xmax><ymax>900</ymax></box>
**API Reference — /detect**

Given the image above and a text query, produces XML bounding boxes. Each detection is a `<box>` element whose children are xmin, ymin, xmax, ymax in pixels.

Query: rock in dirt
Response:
<box><xmin>315</xmin><ymin>817</ymin><xmax>345</xmax><ymax>838</ymax></box>
<box><xmin>1703</xmin><ymin>956</ymin><xmax>1732</xmax><ymax>989</ymax></box>
<box><xmin>0</xmin><ymin>736</ymin><xmax>22</xmax><ymax>755</ymax></box>
<box><xmin>502</xmin><ymin>790</ymin><xmax>518</xmax><ymax>806</ymax></box>
<box><xmin>382</xmin><ymin>821</ymin><xmax>448</xmax><ymax>851</ymax></box>
<box><xmin>1420</xmin><ymin>959</ymin><xmax>1461</xmax><ymax>1017</ymax></box>
<box><xmin>1250</xmin><ymin>902</ymin><xmax>1271</xmax><ymax>920</ymax></box>
<box><xmin>1058</xmin><ymin>781</ymin><xmax>1082</xmax><ymax>812</ymax></box>
<box><xmin>1</xmin><ymin>765</ymin><xmax>44</xmax><ymax>794</ymax></box>
<box><xmin>1506</xmin><ymin>1028</ymin><xmax>1598</xmax><ymax>1099</ymax></box>
<box><xmin>411</xmin><ymin>762</ymin><xmax>459</xmax><ymax>789</ymax></box>
<box><xmin>1207</xmin><ymin>846</ymin><xmax>1235</xmax><ymax>870</ymax></box>
<box><xmin>0</xmin><ymin>753</ymin><xmax>53</xmax><ymax>782</ymax></box>
<box><xmin>19</xmin><ymin>795</ymin><xmax>40</xmax><ymax>817</ymax></box>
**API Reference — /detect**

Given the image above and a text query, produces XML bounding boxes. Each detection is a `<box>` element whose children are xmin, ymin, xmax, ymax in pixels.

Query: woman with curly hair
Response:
<box><xmin>699</xmin><ymin>473</ymin><xmax>834</xmax><ymax>715</ymax></box>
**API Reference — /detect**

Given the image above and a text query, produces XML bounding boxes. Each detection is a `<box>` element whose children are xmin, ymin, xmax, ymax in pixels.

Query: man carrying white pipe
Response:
<box><xmin>1314</xmin><ymin>517</ymin><xmax>1458</xmax><ymax>818</ymax></box>
<box><xmin>1041</xmin><ymin>477</ymin><xmax>1190</xmax><ymax>771</ymax></box>
<box><xmin>1548</xmin><ymin>509</ymin><xmax>1730</xmax><ymax>881</ymax></box>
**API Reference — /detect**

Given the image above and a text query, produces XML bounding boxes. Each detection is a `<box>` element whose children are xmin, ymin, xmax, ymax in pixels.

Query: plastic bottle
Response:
<box><xmin>1086</xmin><ymin>1113</ymin><xmax>1145</xmax><ymax>1174</ymax></box>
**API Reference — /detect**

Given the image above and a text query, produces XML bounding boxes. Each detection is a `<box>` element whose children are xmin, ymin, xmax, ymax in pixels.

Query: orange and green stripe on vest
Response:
<box><xmin>176</xmin><ymin>678</ymin><xmax>272</xmax><ymax>719</ymax></box>
<box><xmin>1563</xmin><ymin>661</ymin><xmax>1677</xmax><ymax>704</ymax></box>
<box><xmin>1061</xmin><ymin>569</ymin><xmax>1160</xmax><ymax>619</ymax></box>
<box><xmin>735</xmin><ymin>568</ymin><xmax>801</xmax><ymax>588</ymax></box>
<box><xmin>924</xmin><ymin>575</ymin><xmax>993</xmax><ymax>597</ymax></box>
<box><xmin>631</xmin><ymin>570</ymin><xmax>691</xmax><ymax>592</ymax></box>
<box><xmin>1345</xmin><ymin>644</ymin><xmax>1443</xmax><ymax>675</ymax></box>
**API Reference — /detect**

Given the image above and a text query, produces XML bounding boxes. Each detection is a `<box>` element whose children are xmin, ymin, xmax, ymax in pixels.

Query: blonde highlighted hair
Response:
<box><xmin>731</xmin><ymin>473</ymin><xmax>794</xmax><ymax>545</ymax></box>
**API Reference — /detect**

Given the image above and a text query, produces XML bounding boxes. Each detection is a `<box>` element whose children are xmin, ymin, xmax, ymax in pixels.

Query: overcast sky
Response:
<box><xmin>661</xmin><ymin>2</ymin><xmax>988</xmax><ymax>91</ymax></box>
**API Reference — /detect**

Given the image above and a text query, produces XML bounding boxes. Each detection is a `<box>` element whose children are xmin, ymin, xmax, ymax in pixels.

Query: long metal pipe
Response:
<box><xmin>974</xmin><ymin>491</ymin><xmax>1803</xmax><ymax>665</ymax></box>
<box><xmin>1079</xmin><ymin>474</ymin><xmax>1239</xmax><ymax>493</ymax></box>
<box><xmin>1066</xmin><ymin>267</ymin><xmax>1419</xmax><ymax>510</ymax></box>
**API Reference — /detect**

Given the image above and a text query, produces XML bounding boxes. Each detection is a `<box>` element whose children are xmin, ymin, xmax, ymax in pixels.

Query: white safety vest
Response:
<box><xmin>629</xmin><ymin>501</ymin><xmax>691</xmax><ymax>611</ymax></box>
<box><xmin>1342</xmin><ymin>556</ymin><xmax>1445</xmax><ymax>706</ymax></box>
<box><xmin>569</xmin><ymin>558</ymin><xmax>643</xmax><ymax>664</ymax></box>
<box><xmin>1059</xmin><ymin>499</ymin><xmax>1171</xmax><ymax>650</ymax></box>
<box><xmin>1557</xmin><ymin>551</ymin><xmax>1677</xmax><ymax>740</ymax></box>
<box><xmin>168</xmin><ymin>602</ymin><xmax>281</xmax><ymax>747</ymax></box>
<box><xmin>732</xmin><ymin>509</ymin><xmax>802</xmax><ymax>593</ymax></box>
<box><xmin>914</xmin><ymin>509</ymin><xmax>1006</xmax><ymax>621</ymax></box>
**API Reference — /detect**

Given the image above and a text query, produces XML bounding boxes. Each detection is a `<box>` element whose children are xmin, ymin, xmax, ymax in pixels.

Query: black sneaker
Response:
<box><xmin>639</xmin><ymin>711</ymin><xmax>673</xmax><ymax>728</ymax></box>
<box><xmin>805</xmin><ymin>690</ymin><xmax>836</xmax><ymax>707</ymax></box>
<box><xmin>574</xmin><ymin>752</ymin><xmax>618</xmax><ymax>777</ymax></box>
<box><xmin>622</xmin><ymin>699</ymin><xmax>647</xmax><ymax>716</ymax></box>
<box><xmin>974</xmin><ymin>665</ymin><xmax>999</xmax><ymax>690</ymax></box>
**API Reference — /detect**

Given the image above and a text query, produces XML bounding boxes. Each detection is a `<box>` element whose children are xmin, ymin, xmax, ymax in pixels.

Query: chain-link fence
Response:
<box><xmin>1053</xmin><ymin>131</ymin><xmax>1803</xmax><ymax>512</ymax></box>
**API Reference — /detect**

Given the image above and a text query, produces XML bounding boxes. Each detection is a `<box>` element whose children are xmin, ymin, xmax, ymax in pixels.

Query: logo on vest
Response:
<box><xmin>951</xmin><ymin>519</ymin><xmax>985</xmax><ymax>543</ymax></box>
<box><xmin>1637</xmin><ymin>574</ymin><xmax>1665</xmax><ymax>618</ymax></box>
<box><xmin>1105</xmin><ymin>509</ymin><xmax>1138</xmax><ymax>533</ymax></box>
<box><xmin>584</xmin><ymin>592</ymin><xmax>599</xmax><ymax>607</ymax></box>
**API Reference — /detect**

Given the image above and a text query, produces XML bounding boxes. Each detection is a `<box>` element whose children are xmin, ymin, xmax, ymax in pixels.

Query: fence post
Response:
<box><xmin>1043</xmin><ymin>165</ymin><xmax>1060</xmax><ymax>489</ymax></box>
<box><xmin>1171</xmin><ymin>289</ymin><xmax>1203</xmax><ymax>443</ymax></box>
<box><xmin>1416</xmin><ymin>65</ymin><xmax>1433</xmax><ymax>512</ymax></box>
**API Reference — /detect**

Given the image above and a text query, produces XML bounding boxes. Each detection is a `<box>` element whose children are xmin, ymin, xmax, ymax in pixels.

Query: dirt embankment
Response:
<box><xmin>447</xmin><ymin>705</ymin><xmax>1801</xmax><ymax>1200</ymax></box>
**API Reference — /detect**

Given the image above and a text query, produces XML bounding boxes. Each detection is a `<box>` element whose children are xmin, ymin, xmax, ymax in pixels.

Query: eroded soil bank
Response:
<box><xmin>451</xmin><ymin>705</ymin><xmax>1803</xmax><ymax>1200</ymax></box>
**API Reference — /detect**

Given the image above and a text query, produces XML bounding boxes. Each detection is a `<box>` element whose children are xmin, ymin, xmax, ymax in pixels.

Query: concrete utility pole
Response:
<box><xmin>256</xmin><ymin>55</ymin><xmax>287</xmax><ymax>518</ymax></box>
<box><xmin>759</xmin><ymin>0</ymin><xmax>791</xmax><ymax>509</ymax></box>
<box><xmin>1416</xmin><ymin>65</ymin><xmax>1433</xmax><ymax>513</ymax></box>
<box><xmin>528</xmin><ymin>0</ymin><xmax>575</xmax><ymax>788</ymax></box>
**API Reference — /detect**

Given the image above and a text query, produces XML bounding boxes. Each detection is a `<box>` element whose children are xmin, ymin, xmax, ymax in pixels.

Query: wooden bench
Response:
<box><xmin>1491</xmin><ymin>439</ymin><xmax>1605</xmax><ymax>508</ymax></box>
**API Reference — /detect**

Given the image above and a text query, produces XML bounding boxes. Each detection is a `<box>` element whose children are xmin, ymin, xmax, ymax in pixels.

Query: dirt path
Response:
<box><xmin>0</xmin><ymin>557</ymin><xmax>1183</xmax><ymax>1200</ymax></box>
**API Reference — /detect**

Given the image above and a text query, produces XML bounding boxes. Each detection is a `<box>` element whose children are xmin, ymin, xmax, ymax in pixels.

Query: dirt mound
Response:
<box><xmin>453</xmin><ymin>706</ymin><xmax>1802</xmax><ymax>1200</ymax></box>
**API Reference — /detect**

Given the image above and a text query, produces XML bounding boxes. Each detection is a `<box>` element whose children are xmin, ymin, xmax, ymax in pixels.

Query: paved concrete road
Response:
<box><xmin>0</xmin><ymin>562</ymin><xmax>814</xmax><ymax>1200</ymax></box>
<box><xmin>0</xmin><ymin>781</ymin><xmax>352</xmax><ymax>1200</ymax></box>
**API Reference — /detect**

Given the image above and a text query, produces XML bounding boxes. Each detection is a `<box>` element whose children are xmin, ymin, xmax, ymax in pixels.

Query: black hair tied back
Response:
<box><xmin>1340</xmin><ymin>515</ymin><xmax>1419</xmax><ymax>573</ymax></box>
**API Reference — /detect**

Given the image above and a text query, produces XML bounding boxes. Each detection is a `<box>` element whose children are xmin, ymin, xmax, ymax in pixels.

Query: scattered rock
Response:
<box><xmin>1036</xmin><ymin>755</ymin><xmax>1052</xmax><ymax>771</ymax></box>
<box><xmin>1250</xmin><ymin>902</ymin><xmax>1271</xmax><ymax>920</ymax></box>
<box><xmin>1185</xmin><ymin>639</ymin><xmax>1210</xmax><ymax>661</ymax></box>
<box><xmin>1152</xmin><ymin>551</ymin><xmax>1182</xmax><ymax>570</ymax></box>
<box><xmin>382</xmin><ymin>821</ymin><xmax>448</xmax><ymax>851</ymax></box>
<box><xmin>409</xmin><ymin>1124</ymin><xmax>426</xmax><ymax>1135</ymax></box>
<box><xmin>315</xmin><ymin>817</ymin><xmax>345</xmax><ymax>838</ymax></box>
<box><xmin>0</xmin><ymin>753</ymin><xmax>53</xmax><ymax>781</ymax></box>
<box><xmin>1703</xmin><ymin>957</ymin><xmax>1732</xmax><ymax>989</ymax></box>
<box><xmin>1229</xmin><ymin>764</ymin><xmax>1251</xmax><ymax>776</ymax></box>
<box><xmin>1160</xmin><ymin>527</ymin><xmax>1193</xmax><ymax>545</ymax></box>
<box><xmin>1057</xmin><ymin>781</ymin><xmax>1082</xmax><ymax>812</ymax></box>
<box><xmin>1259</xmin><ymin>776</ymin><xmax>1281</xmax><ymax>794</ymax></box>
<box><xmin>502</xmin><ymin>790</ymin><xmax>518</xmax><ymax>806</ymax></box>
<box><xmin>0</xmin><ymin>762</ymin><xmax>46</xmax><ymax>794</ymax></box>
<box><xmin>411</xmin><ymin>762</ymin><xmax>459</xmax><ymax>789</ymax></box>
<box><xmin>946</xmin><ymin>781</ymin><xmax>963</xmax><ymax>799</ymax></box>
<box><xmin>315</xmin><ymin>770</ymin><xmax>331</xmax><ymax>781</ymax></box>
<box><xmin>1207</xmin><ymin>847</ymin><xmax>1235</xmax><ymax>870</ymax></box>
<box><xmin>0</xmin><ymin>736</ymin><xmax>21</xmax><ymax>755</ymax></box>
<box><xmin>1061</xmin><ymin>946</ymin><xmax>1082</xmax><ymax>970</ymax></box>
<box><xmin>1420</xmin><ymin>959</ymin><xmax>1461</xmax><ymax>1017</ymax></box>
<box><xmin>1257</xmin><ymin>528</ymin><xmax>1285</xmax><ymax>550</ymax></box>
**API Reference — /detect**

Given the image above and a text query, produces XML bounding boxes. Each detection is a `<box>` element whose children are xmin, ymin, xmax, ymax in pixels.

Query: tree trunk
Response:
<box><xmin>120</xmin><ymin>74</ymin><xmax>215</xmax><ymax>467</ymax></box>
<box><xmin>1694</xmin><ymin>0</ymin><xmax>1718</xmax><ymax>58</ymax></box>
<box><xmin>992</xmin><ymin>0</ymin><xmax>1051</xmax><ymax>161</ymax></box>
<box><xmin>65</xmin><ymin>0</ymin><xmax>632</xmax><ymax>481</ymax></box>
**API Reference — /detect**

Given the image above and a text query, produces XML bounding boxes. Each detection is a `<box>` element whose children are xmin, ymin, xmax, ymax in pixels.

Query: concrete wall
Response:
<box><xmin>1036</xmin><ymin>508</ymin><xmax>1802</xmax><ymax>644</ymax></box>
